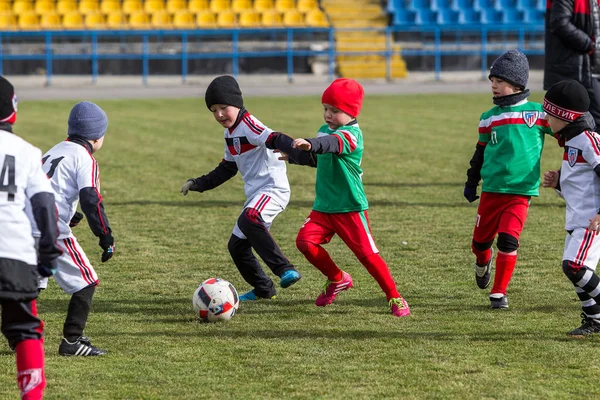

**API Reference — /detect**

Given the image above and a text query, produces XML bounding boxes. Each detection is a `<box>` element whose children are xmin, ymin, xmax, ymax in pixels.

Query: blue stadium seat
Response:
<box><xmin>516</xmin><ymin>0</ymin><xmax>537</xmax><ymax>9</ymax></box>
<box><xmin>451</xmin><ymin>0</ymin><xmax>474</xmax><ymax>10</ymax></box>
<box><xmin>458</xmin><ymin>8</ymin><xmax>480</xmax><ymax>23</ymax></box>
<box><xmin>480</xmin><ymin>7</ymin><xmax>501</xmax><ymax>23</ymax></box>
<box><xmin>522</xmin><ymin>8</ymin><xmax>544</xmax><ymax>22</ymax></box>
<box><xmin>536</xmin><ymin>0</ymin><xmax>547</xmax><ymax>11</ymax></box>
<box><xmin>431</xmin><ymin>0</ymin><xmax>452</xmax><ymax>11</ymax></box>
<box><xmin>387</xmin><ymin>0</ymin><xmax>406</xmax><ymax>14</ymax></box>
<box><xmin>437</xmin><ymin>8</ymin><xmax>459</xmax><ymax>24</ymax></box>
<box><xmin>502</xmin><ymin>8</ymin><xmax>523</xmax><ymax>23</ymax></box>
<box><xmin>393</xmin><ymin>8</ymin><xmax>416</xmax><ymax>25</ymax></box>
<box><xmin>409</xmin><ymin>0</ymin><xmax>431</xmax><ymax>10</ymax></box>
<box><xmin>495</xmin><ymin>0</ymin><xmax>517</xmax><ymax>10</ymax></box>
<box><xmin>473</xmin><ymin>0</ymin><xmax>494</xmax><ymax>10</ymax></box>
<box><xmin>415</xmin><ymin>8</ymin><xmax>437</xmax><ymax>24</ymax></box>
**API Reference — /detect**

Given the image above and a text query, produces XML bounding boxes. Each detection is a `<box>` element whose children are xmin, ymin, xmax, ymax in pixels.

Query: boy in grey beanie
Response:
<box><xmin>37</xmin><ymin>101</ymin><xmax>114</xmax><ymax>356</ymax></box>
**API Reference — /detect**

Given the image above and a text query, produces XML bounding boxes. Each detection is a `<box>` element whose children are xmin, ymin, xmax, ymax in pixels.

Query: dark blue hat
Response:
<box><xmin>68</xmin><ymin>101</ymin><xmax>108</xmax><ymax>140</ymax></box>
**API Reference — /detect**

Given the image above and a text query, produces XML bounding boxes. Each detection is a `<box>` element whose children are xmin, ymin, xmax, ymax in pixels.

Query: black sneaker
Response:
<box><xmin>474</xmin><ymin>248</ymin><xmax>493</xmax><ymax>289</ymax></box>
<box><xmin>489</xmin><ymin>294</ymin><xmax>508</xmax><ymax>309</ymax></box>
<box><xmin>567</xmin><ymin>313</ymin><xmax>600</xmax><ymax>338</ymax></box>
<box><xmin>58</xmin><ymin>336</ymin><xmax>107</xmax><ymax>356</ymax></box>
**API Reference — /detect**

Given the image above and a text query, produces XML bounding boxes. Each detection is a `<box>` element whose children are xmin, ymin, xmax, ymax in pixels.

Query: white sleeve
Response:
<box><xmin>582</xmin><ymin>133</ymin><xmax>600</xmax><ymax>169</ymax></box>
<box><xmin>242</xmin><ymin>115</ymin><xmax>274</xmax><ymax>147</ymax></box>
<box><xmin>24</xmin><ymin>147</ymin><xmax>53</xmax><ymax>200</ymax></box>
<box><xmin>76</xmin><ymin>153</ymin><xmax>99</xmax><ymax>190</ymax></box>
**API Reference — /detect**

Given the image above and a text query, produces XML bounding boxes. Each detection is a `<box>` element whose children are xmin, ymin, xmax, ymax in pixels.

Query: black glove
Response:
<box><xmin>69</xmin><ymin>211</ymin><xmax>84</xmax><ymax>228</ymax></box>
<box><xmin>464</xmin><ymin>184</ymin><xmax>479</xmax><ymax>203</ymax></box>
<box><xmin>99</xmin><ymin>233</ymin><xmax>115</xmax><ymax>263</ymax></box>
<box><xmin>37</xmin><ymin>263</ymin><xmax>56</xmax><ymax>277</ymax></box>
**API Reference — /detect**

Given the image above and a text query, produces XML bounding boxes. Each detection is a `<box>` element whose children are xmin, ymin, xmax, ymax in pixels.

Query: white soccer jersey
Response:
<box><xmin>0</xmin><ymin>130</ymin><xmax>53</xmax><ymax>265</ymax></box>
<box><xmin>223</xmin><ymin>111</ymin><xmax>290</xmax><ymax>208</ymax></box>
<box><xmin>561</xmin><ymin>130</ymin><xmax>600</xmax><ymax>231</ymax></box>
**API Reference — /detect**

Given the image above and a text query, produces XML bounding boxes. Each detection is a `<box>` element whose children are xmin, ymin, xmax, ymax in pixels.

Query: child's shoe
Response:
<box><xmin>239</xmin><ymin>289</ymin><xmax>277</xmax><ymax>302</ymax></box>
<box><xmin>315</xmin><ymin>272</ymin><xmax>353</xmax><ymax>306</ymax></box>
<box><xmin>280</xmin><ymin>270</ymin><xmax>301</xmax><ymax>288</ymax></box>
<box><xmin>474</xmin><ymin>248</ymin><xmax>493</xmax><ymax>289</ymax></box>
<box><xmin>389</xmin><ymin>297</ymin><xmax>411</xmax><ymax>317</ymax></box>
<box><xmin>58</xmin><ymin>336</ymin><xmax>107</xmax><ymax>356</ymax></box>
<box><xmin>567</xmin><ymin>313</ymin><xmax>600</xmax><ymax>337</ymax></box>
<box><xmin>489</xmin><ymin>293</ymin><xmax>508</xmax><ymax>309</ymax></box>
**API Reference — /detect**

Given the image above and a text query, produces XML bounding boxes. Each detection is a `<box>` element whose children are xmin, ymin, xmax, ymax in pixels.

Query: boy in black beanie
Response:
<box><xmin>181</xmin><ymin>75</ymin><xmax>302</xmax><ymax>301</ymax></box>
<box><xmin>542</xmin><ymin>79</ymin><xmax>600</xmax><ymax>337</ymax></box>
<box><xmin>464</xmin><ymin>49</ymin><xmax>557</xmax><ymax>309</ymax></box>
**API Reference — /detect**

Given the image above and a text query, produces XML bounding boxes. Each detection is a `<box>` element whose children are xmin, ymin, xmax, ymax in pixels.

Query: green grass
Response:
<box><xmin>2</xmin><ymin>92</ymin><xmax>599</xmax><ymax>399</ymax></box>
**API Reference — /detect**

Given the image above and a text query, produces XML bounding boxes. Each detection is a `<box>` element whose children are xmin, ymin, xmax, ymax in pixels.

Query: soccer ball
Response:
<box><xmin>192</xmin><ymin>278</ymin><xmax>239</xmax><ymax>322</ymax></box>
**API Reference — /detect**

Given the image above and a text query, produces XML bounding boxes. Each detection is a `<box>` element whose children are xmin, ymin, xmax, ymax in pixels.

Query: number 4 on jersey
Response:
<box><xmin>0</xmin><ymin>155</ymin><xmax>16</xmax><ymax>201</ymax></box>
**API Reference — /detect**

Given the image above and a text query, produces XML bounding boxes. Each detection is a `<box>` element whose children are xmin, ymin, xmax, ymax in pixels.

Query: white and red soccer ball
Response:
<box><xmin>193</xmin><ymin>278</ymin><xmax>239</xmax><ymax>322</ymax></box>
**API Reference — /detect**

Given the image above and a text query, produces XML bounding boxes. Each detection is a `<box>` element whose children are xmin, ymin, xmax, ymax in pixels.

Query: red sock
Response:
<box><xmin>296</xmin><ymin>240</ymin><xmax>343</xmax><ymax>281</ymax></box>
<box><xmin>491</xmin><ymin>252</ymin><xmax>517</xmax><ymax>295</ymax></box>
<box><xmin>472</xmin><ymin>245</ymin><xmax>491</xmax><ymax>266</ymax></box>
<box><xmin>360</xmin><ymin>253</ymin><xmax>400</xmax><ymax>300</ymax></box>
<box><xmin>16</xmin><ymin>339</ymin><xmax>46</xmax><ymax>400</ymax></box>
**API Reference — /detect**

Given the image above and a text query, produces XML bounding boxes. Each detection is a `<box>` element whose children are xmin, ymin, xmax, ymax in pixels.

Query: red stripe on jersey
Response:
<box><xmin>253</xmin><ymin>194</ymin><xmax>267</xmax><ymax>210</ymax></box>
<box><xmin>338</xmin><ymin>130</ymin><xmax>356</xmax><ymax>152</ymax></box>
<box><xmin>563</xmin><ymin>152</ymin><xmax>586</xmax><ymax>163</ymax></box>
<box><xmin>478</xmin><ymin>117</ymin><xmax>546</xmax><ymax>133</ymax></box>
<box><xmin>574</xmin><ymin>0</ymin><xmax>589</xmax><ymax>13</ymax></box>
<box><xmin>242</xmin><ymin>116</ymin><xmax>265</xmax><ymax>135</ymax></box>
<box><xmin>227</xmin><ymin>143</ymin><xmax>257</xmax><ymax>155</ymax></box>
<box><xmin>257</xmin><ymin>195</ymin><xmax>271</xmax><ymax>212</ymax></box>
<box><xmin>477</xmin><ymin>140</ymin><xmax>488</xmax><ymax>146</ymax></box>
<box><xmin>64</xmin><ymin>238</ymin><xmax>93</xmax><ymax>285</ymax></box>
<box><xmin>584</xmin><ymin>131</ymin><xmax>600</xmax><ymax>156</ymax></box>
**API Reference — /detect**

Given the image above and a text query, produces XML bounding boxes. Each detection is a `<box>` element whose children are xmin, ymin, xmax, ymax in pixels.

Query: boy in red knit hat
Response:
<box><xmin>280</xmin><ymin>78</ymin><xmax>411</xmax><ymax>317</ymax></box>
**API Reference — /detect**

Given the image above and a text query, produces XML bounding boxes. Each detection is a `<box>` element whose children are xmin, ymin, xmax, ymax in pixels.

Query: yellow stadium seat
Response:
<box><xmin>62</xmin><ymin>10</ymin><xmax>84</xmax><ymax>28</ymax></box>
<box><xmin>0</xmin><ymin>2</ymin><xmax>11</xmax><ymax>12</ymax></box>
<box><xmin>34</xmin><ymin>0</ymin><xmax>55</xmax><ymax>15</ymax></box>
<box><xmin>196</xmin><ymin>10</ymin><xmax>215</xmax><ymax>27</ymax></box>
<box><xmin>40</xmin><ymin>12</ymin><xmax>61</xmax><ymax>28</ymax></box>
<box><xmin>100</xmin><ymin>0</ymin><xmax>121</xmax><ymax>13</ymax></box>
<box><xmin>238</xmin><ymin>10</ymin><xmax>259</xmax><ymax>27</ymax></box>
<box><xmin>189</xmin><ymin>0</ymin><xmax>208</xmax><ymax>11</ymax></box>
<box><xmin>231</xmin><ymin>0</ymin><xmax>251</xmax><ymax>12</ymax></box>
<box><xmin>85</xmin><ymin>12</ymin><xmax>105</xmax><ymax>28</ymax></box>
<box><xmin>128</xmin><ymin>11</ymin><xmax>150</xmax><ymax>28</ymax></box>
<box><xmin>297</xmin><ymin>0</ymin><xmax>317</xmax><ymax>12</ymax></box>
<box><xmin>167</xmin><ymin>0</ymin><xmax>186</xmax><ymax>12</ymax></box>
<box><xmin>261</xmin><ymin>10</ymin><xmax>281</xmax><ymax>26</ymax></box>
<box><xmin>274</xmin><ymin>0</ymin><xmax>294</xmax><ymax>12</ymax></box>
<box><xmin>282</xmin><ymin>9</ymin><xmax>303</xmax><ymax>26</ymax></box>
<box><xmin>216</xmin><ymin>9</ymin><xmax>235</xmax><ymax>26</ymax></box>
<box><xmin>79</xmin><ymin>0</ymin><xmax>99</xmax><ymax>14</ymax></box>
<box><xmin>0</xmin><ymin>13</ymin><xmax>17</xmax><ymax>29</ymax></box>
<box><xmin>210</xmin><ymin>0</ymin><xmax>229</xmax><ymax>12</ymax></box>
<box><xmin>13</xmin><ymin>1</ymin><xmax>34</xmax><ymax>14</ymax></box>
<box><xmin>18</xmin><ymin>11</ymin><xmax>39</xmax><ymax>29</ymax></box>
<box><xmin>172</xmin><ymin>10</ymin><xmax>195</xmax><ymax>28</ymax></box>
<box><xmin>122</xmin><ymin>0</ymin><xmax>142</xmax><ymax>14</ymax></box>
<box><xmin>254</xmin><ymin>0</ymin><xmax>273</xmax><ymax>10</ymax></box>
<box><xmin>56</xmin><ymin>0</ymin><xmax>77</xmax><ymax>14</ymax></box>
<box><xmin>106</xmin><ymin>11</ymin><xmax>126</xmax><ymax>27</ymax></box>
<box><xmin>151</xmin><ymin>10</ymin><xmax>171</xmax><ymax>28</ymax></box>
<box><xmin>144</xmin><ymin>0</ymin><xmax>165</xmax><ymax>13</ymax></box>
<box><xmin>305</xmin><ymin>9</ymin><xmax>327</xmax><ymax>26</ymax></box>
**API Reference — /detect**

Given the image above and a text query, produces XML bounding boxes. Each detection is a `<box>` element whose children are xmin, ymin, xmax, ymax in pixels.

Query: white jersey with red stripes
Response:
<box><xmin>561</xmin><ymin>130</ymin><xmax>600</xmax><ymax>231</ymax></box>
<box><xmin>0</xmin><ymin>130</ymin><xmax>53</xmax><ymax>265</ymax></box>
<box><xmin>38</xmin><ymin>140</ymin><xmax>102</xmax><ymax>239</ymax></box>
<box><xmin>223</xmin><ymin>111</ymin><xmax>290</xmax><ymax>208</ymax></box>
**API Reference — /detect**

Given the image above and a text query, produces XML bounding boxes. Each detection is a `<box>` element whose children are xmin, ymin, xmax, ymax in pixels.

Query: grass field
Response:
<box><xmin>2</xmin><ymin>91</ymin><xmax>599</xmax><ymax>399</ymax></box>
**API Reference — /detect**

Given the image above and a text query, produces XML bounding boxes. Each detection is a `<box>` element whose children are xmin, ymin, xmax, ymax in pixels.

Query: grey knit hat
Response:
<box><xmin>488</xmin><ymin>49</ymin><xmax>529</xmax><ymax>90</ymax></box>
<box><xmin>67</xmin><ymin>101</ymin><xmax>108</xmax><ymax>140</ymax></box>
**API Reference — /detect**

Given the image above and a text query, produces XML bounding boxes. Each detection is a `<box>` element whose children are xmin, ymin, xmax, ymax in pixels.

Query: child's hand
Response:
<box><xmin>273</xmin><ymin>149</ymin><xmax>289</xmax><ymax>161</ymax></box>
<box><xmin>543</xmin><ymin>170</ymin><xmax>559</xmax><ymax>188</ymax></box>
<box><xmin>293</xmin><ymin>138</ymin><xmax>311</xmax><ymax>151</ymax></box>
<box><xmin>589</xmin><ymin>215</ymin><xmax>600</xmax><ymax>233</ymax></box>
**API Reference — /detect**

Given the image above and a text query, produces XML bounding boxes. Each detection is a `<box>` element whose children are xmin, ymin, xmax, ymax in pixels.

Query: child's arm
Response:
<box><xmin>78</xmin><ymin>173</ymin><xmax>114</xmax><ymax>263</ymax></box>
<box><xmin>464</xmin><ymin>143</ymin><xmax>485</xmax><ymax>202</ymax></box>
<box><xmin>265</xmin><ymin>132</ymin><xmax>317</xmax><ymax>167</ymax></box>
<box><xmin>294</xmin><ymin>136</ymin><xmax>341</xmax><ymax>154</ymax></box>
<box><xmin>181</xmin><ymin>160</ymin><xmax>238</xmax><ymax>195</ymax></box>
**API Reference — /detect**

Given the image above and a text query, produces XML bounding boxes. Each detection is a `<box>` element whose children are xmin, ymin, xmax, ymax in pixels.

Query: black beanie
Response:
<box><xmin>205</xmin><ymin>75</ymin><xmax>243</xmax><ymax>110</ymax></box>
<box><xmin>0</xmin><ymin>76</ymin><xmax>17</xmax><ymax>123</ymax></box>
<box><xmin>488</xmin><ymin>49</ymin><xmax>529</xmax><ymax>90</ymax></box>
<box><xmin>543</xmin><ymin>79</ymin><xmax>590</xmax><ymax>122</ymax></box>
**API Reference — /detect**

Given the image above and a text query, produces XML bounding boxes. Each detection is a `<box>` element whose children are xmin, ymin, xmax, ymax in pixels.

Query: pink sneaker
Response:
<box><xmin>315</xmin><ymin>272</ymin><xmax>353</xmax><ymax>307</ymax></box>
<box><xmin>389</xmin><ymin>297</ymin><xmax>411</xmax><ymax>317</ymax></box>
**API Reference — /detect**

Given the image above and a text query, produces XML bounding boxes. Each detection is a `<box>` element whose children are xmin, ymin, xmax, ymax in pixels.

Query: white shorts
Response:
<box><xmin>232</xmin><ymin>193</ymin><xmax>285</xmax><ymax>240</ymax></box>
<box><xmin>38</xmin><ymin>236</ymin><xmax>98</xmax><ymax>294</ymax></box>
<box><xmin>563</xmin><ymin>228</ymin><xmax>600</xmax><ymax>271</ymax></box>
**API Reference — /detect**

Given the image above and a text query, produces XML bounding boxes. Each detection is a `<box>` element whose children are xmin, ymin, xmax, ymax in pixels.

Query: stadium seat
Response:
<box><xmin>13</xmin><ymin>1</ymin><xmax>34</xmax><ymax>14</ymax></box>
<box><xmin>437</xmin><ymin>8</ymin><xmax>459</xmax><ymax>24</ymax></box>
<box><xmin>451</xmin><ymin>0</ymin><xmax>474</xmax><ymax>10</ymax></box>
<box><xmin>196</xmin><ymin>10</ymin><xmax>216</xmax><ymax>26</ymax></box>
<box><xmin>128</xmin><ymin>10</ymin><xmax>150</xmax><ymax>28</ymax></box>
<box><xmin>255</xmin><ymin>0</ymin><xmax>274</xmax><ymax>11</ymax></box>
<box><xmin>261</xmin><ymin>9</ymin><xmax>282</xmax><ymax>26</ymax></box>
<box><xmin>502</xmin><ymin>8</ymin><xmax>523</xmax><ymax>23</ymax></box>
<box><xmin>62</xmin><ymin>10</ymin><xmax>84</xmax><ymax>28</ymax></box>
<box><xmin>85</xmin><ymin>12</ymin><xmax>106</xmax><ymax>28</ymax></box>
<box><xmin>239</xmin><ymin>10</ymin><xmax>260</xmax><ymax>26</ymax></box>
<box><xmin>79</xmin><ymin>0</ymin><xmax>100</xmax><ymax>14</ymax></box>
<box><xmin>516</xmin><ymin>0</ymin><xmax>537</xmax><ymax>9</ymax></box>
<box><xmin>210</xmin><ymin>0</ymin><xmax>230</xmax><ymax>12</ymax></box>
<box><xmin>0</xmin><ymin>13</ymin><xmax>17</xmax><ymax>29</ymax></box>
<box><xmin>473</xmin><ymin>0</ymin><xmax>494</xmax><ymax>10</ymax></box>
<box><xmin>458</xmin><ymin>8</ymin><xmax>480</xmax><ymax>23</ymax></box>
<box><xmin>495</xmin><ymin>0</ymin><xmax>517</xmax><ymax>10</ymax></box>
<box><xmin>297</xmin><ymin>0</ymin><xmax>318</xmax><ymax>12</ymax></box>
<box><xmin>392</xmin><ymin>9</ymin><xmax>416</xmax><ymax>25</ymax></box>
<box><xmin>282</xmin><ymin>9</ymin><xmax>303</xmax><ymax>26</ymax></box>
<box><xmin>40</xmin><ymin>12</ymin><xmax>62</xmax><ymax>28</ymax></box>
<box><xmin>122</xmin><ymin>0</ymin><xmax>143</xmax><ymax>14</ymax></box>
<box><xmin>0</xmin><ymin>2</ymin><xmax>12</xmax><ymax>12</ymax></box>
<box><xmin>275</xmin><ymin>0</ymin><xmax>295</xmax><ymax>12</ymax></box>
<box><xmin>480</xmin><ymin>7</ymin><xmax>501</xmax><ymax>23</ymax></box>
<box><xmin>100</xmin><ymin>0</ymin><xmax>121</xmax><ymax>13</ymax></box>
<box><xmin>231</xmin><ymin>0</ymin><xmax>252</xmax><ymax>12</ymax></box>
<box><xmin>522</xmin><ymin>8</ymin><xmax>544</xmax><ymax>22</ymax></box>
<box><xmin>415</xmin><ymin>8</ymin><xmax>437</xmax><ymax>24</ymax></box>
<box><xmin>173</xmin><ymin>10</ymin><xmax>195</xmax><ymax>27</ymax></box>
<box><xmin>151</xmin><ymin>10</ymin><xmax>171</xmax><ymax>28</ymax></box>
<box><xmin>431</xmin><ymin>0</ymin><xmax>452</xmax><ymax>11</ymax></box>
<box><xmin>106</xmin><ymin>11</ymin><xmax>126</xmax><ymax>27</ymax></box>
<box><xmin>56</xmin><ymin>0</ymin><xmax>77</xmax><ymax>14</ymax></box>
<box><xmin>216</xmin><ymin>9</ymin><xmax>236</xmax><ymax>26</ymax></box>
<box><xmin>387</xmin><ymin>0</ymin><xmax>406</xmax><ymax>13</ymax></box>
<box><xmin>189</xmin><ymin>0</ymin><xmax>209</xmax><ymax>11</ymax></box>
<box><xmin>409</xmin><ymin>0</ymin><xmax>430</xmax><ymax>10</ymax></box>
<box><xmin>144</xmin><ymin>0</ymin><xmax>165</xmax><ymax>13</ymax></box>
<box><xmin>34</xmin><ymin>0</ymin><xmax>55</xmax><ymax>15</ymax></box>
<box><xmin>166</xmin><ymin>0</ymin><xmax>186</xmax><ymax>13</ymax></box>
<box><xmin>305</xmin><ymin>9</ymin><xmax>328</xmax><ymax>26</ymax></box>
<box><xmin>18</xmin><ymin>11</ymin><xmax>40</xmax><ymax>29</ymax></box>
<box><xmin>536</xmin><ymin>0</ymin><xmax>545</xmax><ymax>11</ymax></box>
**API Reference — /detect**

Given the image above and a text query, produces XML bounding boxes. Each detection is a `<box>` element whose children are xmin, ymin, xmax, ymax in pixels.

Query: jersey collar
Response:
<box><xmin>66</xmin><ymin>135</ymin><xmax>94</xmax><ymax>154</ymax></box>
<box><xmin>228</xmin><ymin>107</ymin><xmax>248</xmax><ymax>134</ymax></box>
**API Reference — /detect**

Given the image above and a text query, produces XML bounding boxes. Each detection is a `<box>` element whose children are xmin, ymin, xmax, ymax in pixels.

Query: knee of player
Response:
<box><xmin>472</xmin><ymin>239</ymin><xmax>494</xmax><ymax>252</ymax></box>
<box><xmin>238</xmin><ymin>208</ymin><xmax>263</xmax><ymax>232</ymax></box>
<box><xmin>496</xmin><ymin>233</ymin><xmax>519</xmax><ymax>253</ymax></box>
<box><xmin>562</xmin><ymin>260</ymin><xmax>587</xmax><ymax>282</ymax></box>
<box><xmin>296</xmin><ymin>238</ymin><xmax>313</xmax><ymax>254</ymax></box>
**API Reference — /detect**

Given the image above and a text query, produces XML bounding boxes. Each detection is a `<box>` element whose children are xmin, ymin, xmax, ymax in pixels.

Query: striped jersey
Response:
<box><xmin>313</xmin><ymin>123</ymin><xmax>368</xmax><ymax>213</ymax></box>
<box><xmin>223</xmin><ymin>111</ymin><xmax>290</xmax><ymax>208</ymax></box>
<box><xmin>0</xmin><ymin>130</ymin><xmax>53</xmax><ymax>265</ymax></box>
<box><xmin>561</xmin><ymin>130</ymin><xmax>600</xmax><ymax>231</ymax></box>
<box><xmin>478</xmin><ymin>100</ymin><xmax>553</xmax><ymax>196</ymax></box>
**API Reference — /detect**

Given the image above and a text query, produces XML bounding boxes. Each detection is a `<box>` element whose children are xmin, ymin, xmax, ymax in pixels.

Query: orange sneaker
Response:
<box><xmin>389</xmin><ymin>297</ymin><xmax>410</xmax><ymax>317</ymax></box>
<box><xmin>315</xmin><ymin>272</ymin><xmax>353</xmax><ymax>307</ymax></box>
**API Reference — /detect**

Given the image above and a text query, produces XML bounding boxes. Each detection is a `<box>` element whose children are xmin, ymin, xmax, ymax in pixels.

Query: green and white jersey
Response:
<box><xmin>313</xmin><ymin>123</ymin><xmax>369</xmax><ymax>213</ymax></box>
<box><xmin>478</xmin><ymin>100</ymin><xmax>553</xmax><ymax>196</ymax></box>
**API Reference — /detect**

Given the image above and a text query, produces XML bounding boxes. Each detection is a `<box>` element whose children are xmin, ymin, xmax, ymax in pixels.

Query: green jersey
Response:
<box><xmin>478</xmin><ymin>101</ymin><xmax>553</xmax><ymax>196</ymax></box>
<box><xmin>313</xmin><ymin>123</ymin><xmax>368</xmax><ymax>213</ymax></box>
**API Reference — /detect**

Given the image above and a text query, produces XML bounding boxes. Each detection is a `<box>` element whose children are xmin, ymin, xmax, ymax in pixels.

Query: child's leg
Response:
<box><xmin>471</xmin><ymin>193</ymin><xmax>501</xmax><ymax>266</ymax></box>
<box><xmin>228</xmin><ymin>234</ymin><xmax>276</xmax><ymax>298</ymax></box>
<box><xmin>295</xmin><ymin>211</ymin><xmax>340</xmax><ymax>281</ymax></box>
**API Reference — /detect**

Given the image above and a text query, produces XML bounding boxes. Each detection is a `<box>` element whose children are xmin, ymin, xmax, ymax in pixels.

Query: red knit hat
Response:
<box><xmin>321</xmin><ymin>78</ymin><xmax>364</xmax><ymax>118</ymax></box>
